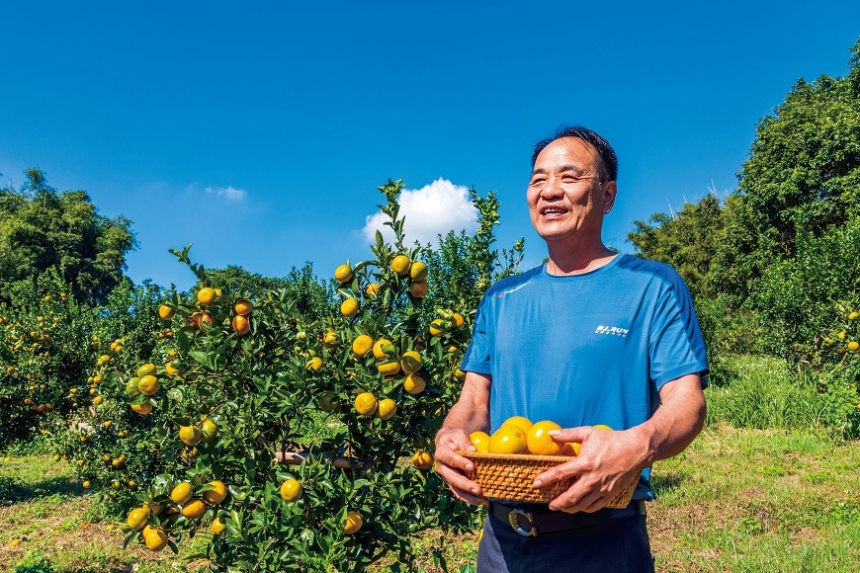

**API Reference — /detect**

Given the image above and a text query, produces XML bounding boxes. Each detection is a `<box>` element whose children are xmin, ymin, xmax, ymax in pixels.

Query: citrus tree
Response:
<box><xmin>54</xmin><ymin>180</ymin><xmax>522</xmax><ymax>570</ymax></box>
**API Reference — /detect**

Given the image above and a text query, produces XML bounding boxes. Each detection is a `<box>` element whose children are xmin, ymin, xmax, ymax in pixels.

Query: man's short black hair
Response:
<box><xmin>531</xmin><ymin>126</ymin><xmax>618</xmax><ymax>183</ymax></box>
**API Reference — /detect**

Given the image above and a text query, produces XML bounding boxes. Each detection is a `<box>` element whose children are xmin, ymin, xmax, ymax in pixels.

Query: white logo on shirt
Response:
<box><xmin>497</xmin><ymin>282</ymin><xmax>531</xmax><ymax>298</ymax></box>
<box><xmin>595</xmin><ymin>325</ymin><xmax>629</xmax><ymax>337</ymax></box>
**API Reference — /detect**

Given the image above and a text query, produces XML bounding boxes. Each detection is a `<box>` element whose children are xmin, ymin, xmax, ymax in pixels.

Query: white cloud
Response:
<box><xmin>205</xmin><ymin>185</ymin><xmax>247</xmax><ymax>201</ymax></box>
<box><xmin>361</xmin><ymin>178</ymin><xmax>479</xmax><ymax>246</ymax></box>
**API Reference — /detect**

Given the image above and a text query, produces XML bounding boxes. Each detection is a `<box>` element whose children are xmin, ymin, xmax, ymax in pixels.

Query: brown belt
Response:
<box><xmin>490</xmin><ymin>500</ymin><xmax>646</xmax><ymax>537</ymax></box>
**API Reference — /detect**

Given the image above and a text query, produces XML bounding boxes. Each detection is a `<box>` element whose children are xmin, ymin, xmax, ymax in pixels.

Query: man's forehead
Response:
<box><xmin>534</xmin><ymin>137</ymin><xmax>599</xmax><ymax>169</ymax></box>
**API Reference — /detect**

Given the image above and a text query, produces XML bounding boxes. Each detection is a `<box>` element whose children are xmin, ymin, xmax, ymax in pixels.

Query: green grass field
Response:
<box><xmin>2</xmin><ymin>355</ymin><xmax>858</xmax><ymax>572</ymax></box>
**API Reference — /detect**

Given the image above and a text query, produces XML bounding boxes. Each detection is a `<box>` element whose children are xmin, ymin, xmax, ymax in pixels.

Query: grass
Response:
<box><xmin>0</xmin><ymin>455</ymin><xmax>209</xmax><ymax>572</ymax></box>
<box><xmin>3</xmin><ymin>428</ymin><xmax>858</xmax><ymax>572</ymax></box>
<box><xmin>2</xmin><ymin>354</ymin><xmax>858</xmax><ymax>572</ymax></box>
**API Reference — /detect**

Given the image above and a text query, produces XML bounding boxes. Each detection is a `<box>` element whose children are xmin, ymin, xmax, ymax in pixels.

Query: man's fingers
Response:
<box><xmin>548</xmin><ymin>426</ymin><xmax>592</xmax><ymax>445</ymax></box>
<box><xmin>436</xmin><ymin>463</ymin><xmax>482</xmax><ymax>497</ymax></box>
<box><xmin>448</xmin><ymin>484</ymin><xmax>489</xmax><ymax>507</ymax></box>
<box><xmin>435</xmin><ymin>448</ymin><xmax>476</xmax><ymax>472</ymax></box>
<box><xmin>532</xmin><ymin>459</ymin><xmax>582</xmax><ymax>488</ymax></box>
<box><xmin>558</xmin><ymin>489</ymin><xmax>605</xmax><ymax>513</ymax></box>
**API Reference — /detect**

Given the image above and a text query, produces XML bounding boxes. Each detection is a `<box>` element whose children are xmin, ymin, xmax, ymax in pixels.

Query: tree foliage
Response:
<box><xmin>629</xmin><ymin>38</ymin><xmax>860</xmax><ymax>361</ymax></box>
<box><xmin>0</xmin><ymin>169</ymin><xmax>136</xmax><ymax>305</ymax></box>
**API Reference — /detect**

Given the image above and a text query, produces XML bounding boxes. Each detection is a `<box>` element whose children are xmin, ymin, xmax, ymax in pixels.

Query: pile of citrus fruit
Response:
<box><xmin>469</xmin><ymin>417</ymin><xmax>613</xmax><ymax>456</ymax></box>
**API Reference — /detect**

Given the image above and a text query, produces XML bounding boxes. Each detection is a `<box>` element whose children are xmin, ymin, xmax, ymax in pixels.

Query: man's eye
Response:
<box><xmin>562</xmin><ymin>175</ymin><xmax>581</xmax><ymax>183</ymax></box>
<box><xmin>530</xmin><ymin>178</ymin><xmax>545</xmax><ymax>186</ymax></box>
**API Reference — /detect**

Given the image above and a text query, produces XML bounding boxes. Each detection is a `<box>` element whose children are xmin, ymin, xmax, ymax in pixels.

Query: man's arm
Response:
<box><xmin>434</xmin><ymin>371</ymin><xmax>492</xmax><ymax>506</ymax></box>
<box><xmin>533</xmin><ymin>373</ymin><xmax>706</xmax><ymax>513</ymax></box>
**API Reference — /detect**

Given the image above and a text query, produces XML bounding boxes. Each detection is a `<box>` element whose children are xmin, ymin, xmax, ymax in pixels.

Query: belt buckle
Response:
<box><xmin>508</xmin><ymin>508</ymin><xmax>537</xmax><ymax>537</ymax></box>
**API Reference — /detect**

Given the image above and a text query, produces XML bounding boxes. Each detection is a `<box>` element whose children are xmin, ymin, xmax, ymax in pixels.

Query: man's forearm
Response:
<box><xmin>629</xmin><ymin>374</ymin><xmax>706</xmax><ymax>468</ymax></box>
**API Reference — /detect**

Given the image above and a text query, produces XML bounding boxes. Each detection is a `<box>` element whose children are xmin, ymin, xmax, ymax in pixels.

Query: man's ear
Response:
<box><xmin>602</xmin><ymin>181</ymin><xmax>617</xmax><ymax>214</ymax></box>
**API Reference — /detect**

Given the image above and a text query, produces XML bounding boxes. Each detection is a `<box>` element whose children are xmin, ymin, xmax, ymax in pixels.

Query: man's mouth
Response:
<box><xmin>540</xmin><ymin>207</ymin><xmax>567</xmax><ymax>216</ymax></box>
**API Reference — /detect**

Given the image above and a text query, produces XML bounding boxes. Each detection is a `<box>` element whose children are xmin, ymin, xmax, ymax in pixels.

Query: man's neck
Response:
<box><xmin>545</xmin><ymin>241</ymin><xmax>617</xmax><ymax>276</ymax></box>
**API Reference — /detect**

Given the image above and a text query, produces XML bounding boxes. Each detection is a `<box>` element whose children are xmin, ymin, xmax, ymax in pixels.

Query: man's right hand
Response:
<box><xmin>434</xmin><ymin>428</ymin><xmax>488</xmax><ymax>506</ymax></box>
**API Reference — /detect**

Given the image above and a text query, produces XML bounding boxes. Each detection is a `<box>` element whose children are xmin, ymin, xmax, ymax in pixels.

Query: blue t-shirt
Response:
<box><xmin>460</xmin><ymin>254</ymin><xmax>708</xmax><ymax>500</ymax></box>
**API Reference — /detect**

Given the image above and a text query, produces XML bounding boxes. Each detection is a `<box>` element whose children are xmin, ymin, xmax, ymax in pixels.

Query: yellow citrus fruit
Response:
<box><xmin>372</xmin><ymin>338</ymin><xmax>395</xmax><ymax>360</ymax></box>
<box><xmin>211</xmin><ymin>517</ymin><xmax>226</xmax><ymax>535</ymax></box>
<box><xmin>158</xmin><ymin>305</ymin><xmax>175</xmax><ymax>320</ymax></box>
<box><xmin>391</xmin><ymin>255</ymin><xmax>411</xmax><ymax>275</ymax></box>
<box><xmin>409</xmin><ymin>261</ymin><xmax>428</xmax><ymax>281</ymax></box>
<box><xmin>189</xmin><ymin>311</ymin><xmax>212</xmax><ymax>329</ymax></box>
<box><xmin>340</xmin><ymin>298</ymin><xmax>359</xmax><ymax>318</ymax></box>
<box><xmin>502</xmin><ymin>416</ymin><xmax>533</xmax><ymax>434</ymax></box>
<box><xmin>412</xmin><ymin>451</ymin><xmax>433</xmax><ymax>469</ymax></box>
<box><xmin>126</xmin><ymin>507</ymin><xmax>150</xmax><ymax>530</ymax></box>
<box><xmin>334</xmin><ymin>264</ymin><xmax>353</xmax><ymax>284</ymax></box>
<box><xmin>279</xmin><ymin>479</ymin><xmax>303</xmax><ymax>502</ymax></box>
<box><xmin>593</xmin><ymin>424</ymin><xmax>613</xmax><ymax>431</ymax></box>
<box><xmin>352</xmin><ymin>334</ymin><xmax>374</xmax><ymax>356</ymax></box>
<box><xmin>323</xmin><ymin>331</ymin><xmax>338</xmax><ymax>346</ymax></box>
<box><xmin>165</xmin><ymin>361</ymin><xmax>181</xmax><ymax>376</ymax></box>
<box><xmin>848</xmin><ymin>311</ymin><xmax>859</xmax><ymax>321</ymax></box>
<box><xmin>526</xmin><ymin>421</ymin><xmax>563</xmax><ymax>455</ymax></box>
<box><xmin>197</xmin><ymin>287</ymin><xmax>217</xmax><ymax>305</ymax></box>
<box><xmin>377</xmin><ymin>360</ymin><xmax>401</xmax><ymax>376</ymax></box>
<box><xmin>403</xmin><ymin>373</ymin><xmax>427</xmax><ymax>395</ymax></box>
<box><xmin>488</xmin><ymin>425</ymin><xmax>528</xmax><ymax>454</ymax></box>
<box><xmin>429</xmin><ymin>319</ymin><xmax>444</xmax><ymax>336</ymax></box>
<box><xmin>354</xmin><ymin>392</ymin><xmax>378</xmax><ymax>416</ymax></box>
<box><xmin>93</xmin><ymin>396</ymin><xmax>103</xmax><ymax>406</ymax></box>
<box><xmin>201</xmin><ymin>419</ymin><xmax>219</xmax><ymax>442</ymax></box>
<box><xmin>179</xmin><ymin>425</ymin><xmax>203</xmax><ymax>446</ymax></box>
<box><xmin>837</xmin><ymin>331</ymin><xmax>846</xmax><ymax>340</ymax></box>
<box><xmin>171</xmin><ymin>482</ymin><xmax>193</xmax><ymax>505</ymax></box>
<box><xmin>561</xmin><ymin>442</ymin><xmax>582</xmax><ymax>456</ymax></box>
<box><xmin>455</xmin><ymin>368</ymin><xmax>466</xmax><ymax>382</ymax></box>
<box><xmin>144</xmin><ymin>527</ymin><xmax>168</xmax><ymax>551</ymax></box>
<box><xmin>410</xmin><ymin>281</ymin><xmax>429</xmax><ymax>299</ymax></box>
<box><xmin>469</xmin><ymin>431</ymin><xmax>491</xmax><ymax>453</ymax></box>
<box><xmin>136</xmin><ymin>363</ymin><xmax>157</xmax><ymax>378</ymax></box>
<box><xmin>306</xmin><ymin>356</ymin><xmax>323</xmax><ymax>372</ymax></box>
<box><xmin>131</xmin><ymin>402</ymin><xmax>152</xmax><ymax>415</ymax></box>
<box><xmin>848</xmin><ymin>341</ymin><xmax>860</xmax><ymax>352</ymax></box>
<box><xmin>400</xmin><ymin>351</ymin><xmax>422</xmax><ymax>374</ymax></box>
<box><xmin>452</xmin><ymin>313</ymin><xmax>465</xmax><ymax>328</ymax></box>
<box><xmin>182</xmin><ymin>499</ymin><xmax>207</xmax><ymax>519</ymax></box>
<box><xmin>82</xmin><ymin>480</ymin><xmax>91</xmax><ymax>489</ymax></box>
<box><xmin>137</xmin><ymin>375</ymin><xmax>160</xmax><ymax>396</ymax></box>
<box><xmin>364</xmin><ymin>283</ymin><xmax>380</xmax><ymax>297</ymax></box>
<box><xmin>203</xmin><ymin>481</ymin><xmax>227</xmax><ymax>505</ymax></box>
<box><xmin>234</xmin><ymin>298</ymin><xmax>253</xmax><ymax>316</ymax></box>
<box><xmin>377</xmin><ymin>398</ymin><xmax>397</xmax><ymax>420</ymax></box>
<box><xmin>344</xmin><ymin>511</ymin><xmax>363</xmax><ymax>535</ymax></box>
<box><xmin>232</xmin><ymin>315</ymin><xmax>250</xmax><ymax>335</ymax></box>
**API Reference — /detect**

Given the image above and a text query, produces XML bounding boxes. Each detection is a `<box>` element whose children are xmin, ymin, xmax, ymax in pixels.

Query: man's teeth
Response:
<box><xmin>543</xmin><ymin>208</ymin><xmax>565</xmax><ymax>214</ymax></box>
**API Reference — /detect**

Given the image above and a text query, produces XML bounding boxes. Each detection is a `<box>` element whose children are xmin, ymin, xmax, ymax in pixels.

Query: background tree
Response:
<box><xmin>0</xmin><ymin>169</ymin><xmax>136</xmax><ymax>305</ymax></box>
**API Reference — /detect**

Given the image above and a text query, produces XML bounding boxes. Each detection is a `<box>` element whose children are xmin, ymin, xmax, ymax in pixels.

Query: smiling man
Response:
<box><xmin>434</xmin><ymin>126</ymin><xmax>708</xmax><ymax>572</ymax></box>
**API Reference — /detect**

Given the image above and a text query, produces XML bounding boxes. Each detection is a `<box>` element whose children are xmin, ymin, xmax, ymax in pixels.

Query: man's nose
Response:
<box><xmin>540</xmin><ymin>176</ymin><xmax>564</xmax><ymax>199</ymax></box>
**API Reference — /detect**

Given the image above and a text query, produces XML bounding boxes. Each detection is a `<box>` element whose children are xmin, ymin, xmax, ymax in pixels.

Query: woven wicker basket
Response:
<box><xmin>458</xmin><ymin>451</ymin><xmax>637</xmax><ymax>508</ymax></box>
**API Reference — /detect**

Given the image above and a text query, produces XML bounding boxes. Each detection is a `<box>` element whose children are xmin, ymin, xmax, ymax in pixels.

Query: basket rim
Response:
<box><xmin>456</xmin><ymin>450</ymin><xmax>576</xmax><ymax>463</ymax></box>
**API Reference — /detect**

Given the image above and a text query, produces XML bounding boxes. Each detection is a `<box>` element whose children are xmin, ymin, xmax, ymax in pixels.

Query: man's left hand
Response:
<box><xmin>532</xmin><ymin>426</ymin><xmax>647</xmax><ymax>513</ymax></box>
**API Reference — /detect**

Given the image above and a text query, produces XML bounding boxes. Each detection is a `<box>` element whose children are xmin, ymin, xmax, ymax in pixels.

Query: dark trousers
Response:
<box><xmin>477</xmin><ymin>512</ymin><xmax>655</xmax><ymax>572</ymax></box>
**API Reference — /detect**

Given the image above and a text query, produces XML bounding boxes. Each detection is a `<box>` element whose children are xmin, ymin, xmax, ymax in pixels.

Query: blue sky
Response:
<box><xmin>1</xmin><ymin>1</ymin><xmax>859</xmax><ymax>289</ymax></box>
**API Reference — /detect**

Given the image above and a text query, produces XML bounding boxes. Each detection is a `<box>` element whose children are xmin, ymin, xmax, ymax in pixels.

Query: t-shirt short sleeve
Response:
<box><xmin>649</xmin><ymin>279</ymin><xmax>709</xmax><ymax>390</ymax></box>
<box><xmin>460</xmin><ymin>293</ymin><xmax>492</xmax><ymax>375</ymax></box>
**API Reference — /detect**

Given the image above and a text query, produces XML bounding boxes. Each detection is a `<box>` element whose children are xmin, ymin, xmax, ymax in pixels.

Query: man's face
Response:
<box><xmin>527</xmin><ymin>137</ymin><xmax>616</xmax><ymax>245</ymax></box>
